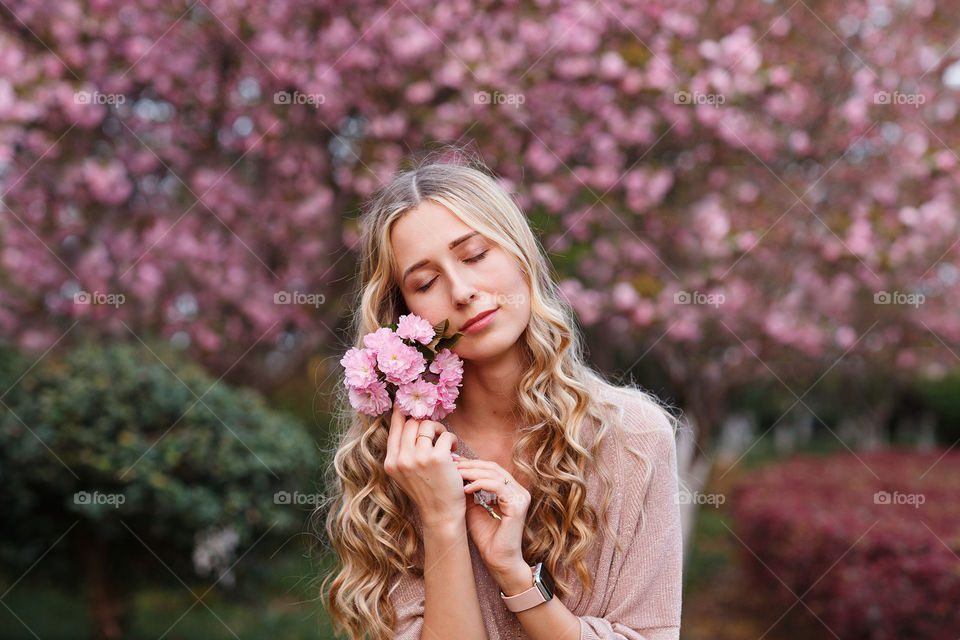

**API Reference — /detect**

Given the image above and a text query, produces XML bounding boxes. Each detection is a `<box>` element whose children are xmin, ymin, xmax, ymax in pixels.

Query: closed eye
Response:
<box><xmin>415</xmin><ymin>250</ymin><xmax>489</xmax><ymax>293</ymax></box>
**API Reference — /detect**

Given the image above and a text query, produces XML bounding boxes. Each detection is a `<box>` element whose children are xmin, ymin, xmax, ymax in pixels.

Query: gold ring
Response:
<box><xmin>416</xmin><ymin>434</ymin><xmax>433</xmax><ymax>442</ymax></box>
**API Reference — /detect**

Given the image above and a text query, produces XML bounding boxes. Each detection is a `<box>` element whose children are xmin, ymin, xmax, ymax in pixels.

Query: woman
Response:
<box><xmin>318</xmin><ymin>145</ymin><xmax>683</xmax><ymax>640</ymax></box>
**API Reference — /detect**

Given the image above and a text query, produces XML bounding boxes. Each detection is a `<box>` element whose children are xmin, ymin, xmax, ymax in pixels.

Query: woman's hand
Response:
<box><xmin>383</xmin><ymin>403</ymin><xmax>465</xmax><ymax>530</ymax></box>
<box><xmin>455</xmin><ymin>457</ymin><xmax>531</xmax><ymax>577</ymax></box>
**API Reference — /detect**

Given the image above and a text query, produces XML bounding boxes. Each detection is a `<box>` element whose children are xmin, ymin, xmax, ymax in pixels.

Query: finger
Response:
<box><xmin>455</xmin><ymin>460</ymin><xmax>512</xmax><ymax>480</ymax></box>
<box><xmin>456</xmin><ymin>467</ymin><xmax>508</xmax><ymax>482</ymax></box>
<box><xmin>425</xmin><ymin>421</ymin><xmax>457</xmax><ymax>454</ymax></box>
<box><xmin>399</xmin><ymin>410</ymin><xmax>423</xmax><ymax>456</ymax></box>
<box><xmin>461</xmin><ymin>469</ymin><xmax>516</xmax><ymax>488</ymax></box>
<box><xmin>433</xmin><ymin>431</ymin><xmax>458</xmax><ymax>458</ymax></box>
<box><xmin>452</xmin><ymin>458</ymin><xmax>488</xmax><ymax>467</ymax></box>
<box><xmin>405</xmin><ymin>420</ymin><xmax>448</xmax><ymax>459</ymax></box>
<box><xmin>463</xmin><ymin>477</ymin><xmax>515</xmax><ymax>496</ymax></box>
<box><xmin>454</xmin><ymin>459</ymin><xmax>501</xmax><ymax>470</ymax></box>
<box><xmin>413</xmin><ymin>421</ymin><xmax>447</xmax><ymax>451</ymax></box>
<box><xmin>457</xmin><ymin>465</ymin><xmax>516</xmax><ymax>488</ymax></box>
<box><xmin>386</xmin><ymin>403</ymin><xmax>404</xmax><ymax>465</ymax></box>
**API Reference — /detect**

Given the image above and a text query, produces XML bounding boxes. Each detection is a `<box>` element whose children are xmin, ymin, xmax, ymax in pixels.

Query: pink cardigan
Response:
<box><xmin>388</xmin><ymin>384</ymin><xmax>684</xmax><ymax>639</ymax></box>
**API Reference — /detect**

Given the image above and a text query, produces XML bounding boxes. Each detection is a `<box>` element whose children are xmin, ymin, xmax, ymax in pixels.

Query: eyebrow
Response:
<box><xmin>401</xmin><ymin>231</ymin><xmax>481</xmax><ymax>284</ymax></box>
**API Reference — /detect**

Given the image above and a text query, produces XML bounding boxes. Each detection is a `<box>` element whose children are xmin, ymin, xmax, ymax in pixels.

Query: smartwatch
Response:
<box><xmin>499</xmin><ymin>562</ymin><xmax>555</xmax><ymax>612</ymax></box>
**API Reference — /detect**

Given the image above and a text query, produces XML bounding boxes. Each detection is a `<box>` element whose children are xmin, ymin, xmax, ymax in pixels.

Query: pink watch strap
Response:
<box><xmin>500</xmin><ymin>565</ymin><xmax>547</xmax><ymax>612</ymax></box>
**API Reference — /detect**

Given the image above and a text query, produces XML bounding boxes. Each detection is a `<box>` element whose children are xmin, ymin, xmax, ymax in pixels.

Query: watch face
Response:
<box><xmin>536</xmin><ymin>563</ymin><xmax>556</xmax><ymax>599</ymax></box>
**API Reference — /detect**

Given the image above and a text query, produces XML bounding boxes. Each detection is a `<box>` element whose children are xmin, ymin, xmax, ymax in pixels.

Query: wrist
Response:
<box><xmin>495</xmin><ymin>560</ymin><xmax>535</xmax><ymax>596</ymax></box>
<box><xmin>421</xmin><ymin>517</ymin><xmax>465</xmax><ymax>539</ymax></box>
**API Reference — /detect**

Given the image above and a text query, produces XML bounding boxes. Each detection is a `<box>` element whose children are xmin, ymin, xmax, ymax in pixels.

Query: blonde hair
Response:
<box><xmin>312</xmin><ymin>143</ymin><xmax>680</xmax><ymax>639</ymax></box>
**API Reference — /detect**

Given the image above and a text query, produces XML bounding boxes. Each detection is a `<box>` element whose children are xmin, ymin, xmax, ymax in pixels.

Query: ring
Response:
<box><xmin>504</xmin><ymin>478</ymin><xmax>509</xmax><ymax>484</ymax></box>
<box><xmin>416</xmin><ymin>434</ymin><xmax>433</xmax><ymax>442</ymax></box>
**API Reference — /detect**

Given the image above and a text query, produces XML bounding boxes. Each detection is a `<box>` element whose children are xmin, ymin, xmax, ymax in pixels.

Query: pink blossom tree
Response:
<box><xmin>1</xmin><ymin>0</ymin><xmax>958</xmax><ymax>467</ymax></box>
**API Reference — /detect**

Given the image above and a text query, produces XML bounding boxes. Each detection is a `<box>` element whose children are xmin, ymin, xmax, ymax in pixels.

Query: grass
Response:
<box><xmin>682</xmin><ymin>506</ymin><xmax>734</xmax><ymax>595</ymax></box>
<box><xmin>0</xmin><ymin>549</ymin><xmax>341</xmax><ymax>640</ymax></box>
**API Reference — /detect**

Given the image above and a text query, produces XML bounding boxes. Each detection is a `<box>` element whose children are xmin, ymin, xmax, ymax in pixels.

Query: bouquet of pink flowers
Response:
<box><xmin>340</xmin><ymin>314</ymin><xmax>465</xmax><ymax>420</ymax></box>
<box><xmin>341</xmin><ymin>315</ymin><xmax>503</xmax><ymax>520</ymax></box>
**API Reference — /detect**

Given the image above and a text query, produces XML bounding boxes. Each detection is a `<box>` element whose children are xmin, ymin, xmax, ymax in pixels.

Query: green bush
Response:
<box><xmin>916</xmin><ymin>368</ymin><xmax>960</xmax><ymax>444</ymax></box>
<box><xmin>0</xmin><ymin>339</ymin><xmax>319</xmax><ymax>639</ymax></box>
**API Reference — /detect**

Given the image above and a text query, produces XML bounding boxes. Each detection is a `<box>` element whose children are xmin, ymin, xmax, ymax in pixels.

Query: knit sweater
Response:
<box><xmin>388</xmin><ymin>384</ymin><xmax>684</xmax><ymax>639</ymax></box>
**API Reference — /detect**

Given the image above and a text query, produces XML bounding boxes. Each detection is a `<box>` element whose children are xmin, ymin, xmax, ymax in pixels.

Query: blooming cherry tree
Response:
<box><xmin>0</xmin><ymin>0</ymin><xmax>957</xmax><ymax>465</ymax></box>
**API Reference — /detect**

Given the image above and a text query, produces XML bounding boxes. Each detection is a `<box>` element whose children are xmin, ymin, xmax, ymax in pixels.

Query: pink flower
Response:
<box><xmin>82</xmin><ymin>158</ymin><xmax>133</xmax><ymax>205</ymax></box>
<box><xmin>363</xmin><ymin>327</ymin><xmax>401</xmax><ymax>352</ymax></box>
<box><xmin>436</xmin><ymin>381</ymin><xmax>460</xmax><ymax>412</ymax></box>
<box><xmin>396</xmin><ymin>313</ymin><xmax>435</xmax><ymax>344</ymax></box>
<box><xmin>339</xmin><ymin>347</ymin><xmax>379</xmax><ymax>388</ymax></box>
<box><xmin>395</xmin><ymin>379</ymin><xmax>439</xmax><ymax>419</ymax></box>
<box><xmin>342</xmin><ymin>318</ymin><xmax>464</xmax><ymax>420</ymax></box>
<box><xmin>429</xmin><ymin>348</ymin><xmax>463</xmax><ymax>386</ymax></box>
<box><xmin>431</xmin><ymin>402</ymin><xmax>453</xmax><ymax>421</ymax></box>
<box><xmin>347</xmin><ymin>380</ymin><xmax>392</xmax><ymax>416</ymax></box>
<box><xmin>376</xmin><ymin>339</ymin><xmax>426</xmax><ymax>385</ymax></box>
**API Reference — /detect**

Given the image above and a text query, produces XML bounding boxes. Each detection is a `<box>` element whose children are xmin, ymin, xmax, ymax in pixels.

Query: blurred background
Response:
<box><xmin>1</xmin><ymin>0</ymin><xmax>958</xmax><ymax>638</ymax></box>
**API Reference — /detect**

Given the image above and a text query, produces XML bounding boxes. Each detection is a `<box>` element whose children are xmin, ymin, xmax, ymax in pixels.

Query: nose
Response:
<box><xmin>448</xmin><ymin>264</ymin><xmax>478</xmax><ymax>307</ymax></box>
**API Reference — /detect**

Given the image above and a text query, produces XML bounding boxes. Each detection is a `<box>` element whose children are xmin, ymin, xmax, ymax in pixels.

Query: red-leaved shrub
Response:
<box><xmin>731</xmin><ymin>448</ymin><xmax>960</xmax><ymax>640</ymax></box>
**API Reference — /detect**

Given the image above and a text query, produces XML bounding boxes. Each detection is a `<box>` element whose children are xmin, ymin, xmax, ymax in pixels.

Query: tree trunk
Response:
<box><xmin>675</xmin><ymin>413</ymin><xmax>715</xmax><ymax>561</ymax></box>
<box><xmin>79</xmin><ymin>524</ymin><xmax>127</xmax><ymax>640</ymax></box>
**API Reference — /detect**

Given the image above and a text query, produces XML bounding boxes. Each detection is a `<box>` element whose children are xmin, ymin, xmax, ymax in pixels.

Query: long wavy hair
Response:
<box><xmin>313</xmin><ymin>144</ymin><xmax>681</xmax><ymax>639</ymax></box>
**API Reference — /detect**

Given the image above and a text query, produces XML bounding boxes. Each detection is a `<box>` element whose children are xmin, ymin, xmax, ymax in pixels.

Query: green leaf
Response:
<box><xmin>426</xmin><ymin>319</ymin><xmax>450</xmax><ymax>352</ymax></box>
<box><xmin>434</xmin><ymin>333</ymin><xmax>464</xmax><ymax>352</ymax></box>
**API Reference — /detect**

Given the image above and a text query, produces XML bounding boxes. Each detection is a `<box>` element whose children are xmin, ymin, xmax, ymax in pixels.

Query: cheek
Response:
<box><xmin>404</xmin><ymin>300</ymin><xmax>446</xmax><ymax>328</ymax></box>
<box><xmin>499</xmin><ymin>262</ymin><xmax>529</xmax><ymax>297</ymax></box>
<box><xmin>492</xmin><ymin>263</ymin><xmax>531</xmax><ymax>315</ymax></box>
<box><xmin>489</xmin><ymin>255</ymin><xmax>523</xmax><ymax>285</ymax></box>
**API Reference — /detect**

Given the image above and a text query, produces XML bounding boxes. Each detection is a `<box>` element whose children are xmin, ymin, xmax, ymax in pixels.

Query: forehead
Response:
<box><xmin>390</xmin><ymin>201</ymin><xmax>478</xmax><ymax>265</ymax></box>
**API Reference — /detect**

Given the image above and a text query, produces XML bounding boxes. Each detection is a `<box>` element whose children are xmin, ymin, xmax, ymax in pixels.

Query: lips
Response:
<box><xmin>461</xmin><ymin>308</ymin><xmax>497</xmax><ymax>332</ymax></box>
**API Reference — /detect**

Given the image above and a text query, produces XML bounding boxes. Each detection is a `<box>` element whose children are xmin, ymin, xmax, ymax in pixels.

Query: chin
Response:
<box><xmin>455</xmin><ymin>329</ymin><xmax>525</xmax><ymax>362</ymax></box>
